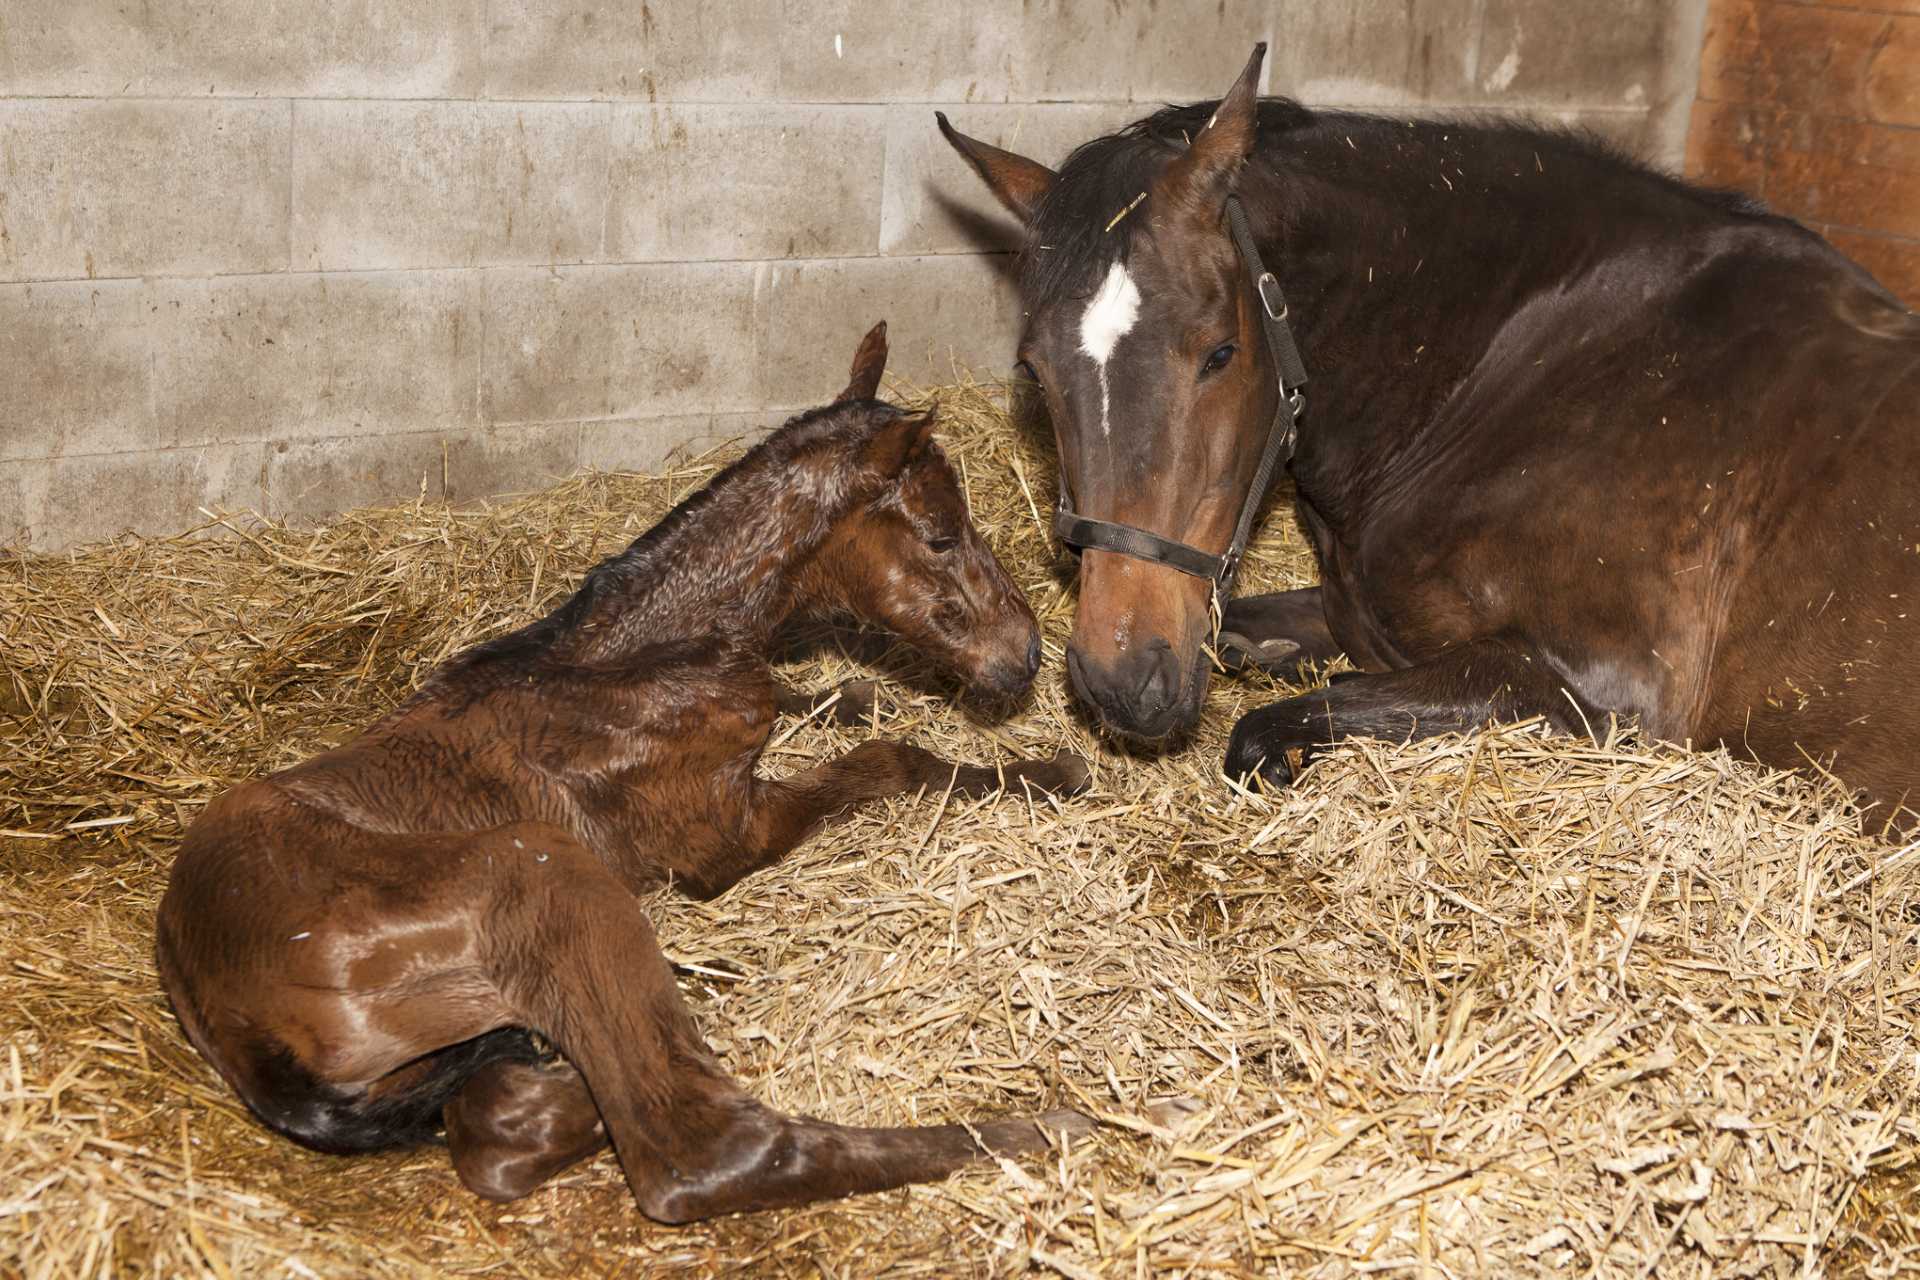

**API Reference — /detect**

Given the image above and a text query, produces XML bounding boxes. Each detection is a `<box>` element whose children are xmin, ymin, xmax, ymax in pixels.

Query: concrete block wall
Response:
<box><xmin>2</xmin><ymin>0</ymin><xmax>1706</xmax><ymax>550</ymax></box>
<box><xmin>1685</xmin><ymin>0</ymin><xmax>1920</xmax><ymax>303</ymax></box>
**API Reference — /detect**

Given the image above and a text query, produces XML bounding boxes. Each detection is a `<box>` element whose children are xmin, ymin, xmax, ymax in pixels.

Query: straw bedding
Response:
<box><xmin>3</xmin><ymin>376</ymin><xmax>1918</xmax><ymax>1278</ymax></box>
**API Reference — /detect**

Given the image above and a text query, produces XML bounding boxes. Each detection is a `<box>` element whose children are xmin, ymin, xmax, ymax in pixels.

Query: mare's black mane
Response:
<box><xmin>1020</xmin><ymin>97</ymin><xmax>1770</xmax><ymax>311</ymax></box>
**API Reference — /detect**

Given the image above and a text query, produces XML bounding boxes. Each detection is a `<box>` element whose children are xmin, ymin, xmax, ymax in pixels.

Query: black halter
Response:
<box><xmin>1052</xmin><ymin>194</ymin><xmax>1310</xmax><ymax>608</ymax></box>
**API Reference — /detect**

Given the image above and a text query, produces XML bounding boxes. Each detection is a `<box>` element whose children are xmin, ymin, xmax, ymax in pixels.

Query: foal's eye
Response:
<box><xmin>926</xmin><ymin>534</ymin><xmax>960</xmax><ymax>554</ymax></box>
<box><xmin>1014</xmin><ymin>360</ymin><xmax>1041</xmax><ymax>389</ymax></box>
<box><xmin>1200</xmin><ymin>344</ymin><xmax>1236</xmax><ymax>377</ymax></box>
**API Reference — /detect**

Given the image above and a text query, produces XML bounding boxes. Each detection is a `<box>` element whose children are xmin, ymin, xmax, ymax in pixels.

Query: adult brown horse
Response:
<box><xmin>156</xmin><ymin>324</ymin><xmax>1091</xmax><ymax>1223</ymax></box>
<box><xmin>941</xmin><ymin>45</ymin><xmax>1920</xmax><ymax>826</ymax></box>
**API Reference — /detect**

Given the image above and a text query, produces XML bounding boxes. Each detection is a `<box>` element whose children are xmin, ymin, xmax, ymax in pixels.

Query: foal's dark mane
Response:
<box><xmin>443</xmin><ymin>402</ymin><xmax>909</xmax><ymax>675</ymax></box>
<box><xmin>1021</xmin><ymin>97</ymin><xmax>1774</xmax><ymax>310</ymax></box>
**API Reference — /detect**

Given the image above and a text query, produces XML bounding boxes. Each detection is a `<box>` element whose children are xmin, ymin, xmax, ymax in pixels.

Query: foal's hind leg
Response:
<box><xmin>1224</xmin><ymin>636</ymin><xmax>1596</xmax><ymax>786</ymax></box>
<box><xmin>445</xmin><ymin>1055</ymin><xmax>606</xmax><ymax>1202</ymax></box>
<box><xmin>1217</xmin><ymin>587</ymin><xmax>1345</xmax><ymax>676</ymax></box>
<box><xmin>484</xmin><ymin>826</ymin><xmax>1088</xmax><ymax>1222</ymax></box>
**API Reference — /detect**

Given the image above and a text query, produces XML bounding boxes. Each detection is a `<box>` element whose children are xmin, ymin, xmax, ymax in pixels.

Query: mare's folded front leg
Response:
<box><xmin>679</xmin><ymin>739</ymin><xmax>1090</xmax><ymax>900</ymax></box>
<box><xmin>1224</xmin><ymin>637</ymin><xmax>1597</xmax><ymax>787</ymax></box>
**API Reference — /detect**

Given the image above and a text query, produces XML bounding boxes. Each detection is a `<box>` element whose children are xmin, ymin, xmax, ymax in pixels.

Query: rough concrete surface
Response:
<box><xmin>0</xmin><ymin>0</ymin><xmax>1708</xmax><ymax>549</ymax></box>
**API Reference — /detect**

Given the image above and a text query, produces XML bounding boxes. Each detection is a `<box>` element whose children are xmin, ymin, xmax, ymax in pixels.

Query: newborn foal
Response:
<box><xmin>156</xmin><ymin>325</ymin><xmax>1090</xmax><ymax>1223</ymax></box>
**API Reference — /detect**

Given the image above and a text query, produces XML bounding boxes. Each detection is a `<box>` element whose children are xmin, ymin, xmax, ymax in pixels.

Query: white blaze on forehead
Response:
<box><xmin>1079</xmin><ymin>261</ymin><xmax>1141</xmax><ymax>367</ymax></box>
<box><xmin>1079</xmin><ymin>260</ymin><xmax>1141</xmax><ymax>436</ymax></box>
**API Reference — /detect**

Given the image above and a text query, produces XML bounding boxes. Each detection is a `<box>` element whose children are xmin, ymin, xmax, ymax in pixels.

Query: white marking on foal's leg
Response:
<box><xmin>1079</xmin><ymin>261</ymin><xmax>1141</xmax><ymax>437</ymax></box>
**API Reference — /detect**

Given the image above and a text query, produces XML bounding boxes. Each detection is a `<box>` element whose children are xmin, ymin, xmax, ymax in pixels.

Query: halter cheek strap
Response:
<box><xmin>1053</xmin><ymin>194</ymin><xmax>1310</xmax><ymax>607</ymax></box>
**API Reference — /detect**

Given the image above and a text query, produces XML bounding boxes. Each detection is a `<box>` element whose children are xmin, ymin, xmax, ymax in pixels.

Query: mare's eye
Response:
<box><xmin>1014</xmin><ymin>360</ymin><xmax>1041</xmax><ymax>389</ymax></box>
<box><xmin>1200</xmin><ymin>343</ymin><xmax>1236</xmax><ymax>377</ymax></box>
<box><xmin>926</xmin><ymin>534</ymin><xmax>960</xmax><ymax>554</ymax></box>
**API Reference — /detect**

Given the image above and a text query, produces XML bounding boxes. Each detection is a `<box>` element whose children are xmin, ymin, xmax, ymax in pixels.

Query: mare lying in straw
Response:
<box><xmin>156</xmin><ymin>324</ymin><xmax>1091</xmax><ymax>1223</ymax></box>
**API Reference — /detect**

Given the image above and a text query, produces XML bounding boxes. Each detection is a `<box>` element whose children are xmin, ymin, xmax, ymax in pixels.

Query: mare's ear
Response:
<box><xmin>835</xmin><ymin>320</ymin><xmax>890</xmax><ymax>403</ymax></box>
<box><xmin>1156</xmin><ymin>43</ymin><xmax>1265</xmax><ymax>215</ymax></box>
<box><xmin>936</xmin><ymin>113</ymin><xmax>1056</xmax><ymax>225</ymax></box>
<box><xmin>861</xmin><ymin>406</ymin><xmax>939</xmax><ymax>479</ymax></box>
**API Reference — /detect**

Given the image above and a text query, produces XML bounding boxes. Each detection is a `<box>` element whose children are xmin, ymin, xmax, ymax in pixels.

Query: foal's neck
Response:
<box><xmin>551</xmin><ymin>450</ymin><xmax>850</xmax><ymax>664</ymax></box>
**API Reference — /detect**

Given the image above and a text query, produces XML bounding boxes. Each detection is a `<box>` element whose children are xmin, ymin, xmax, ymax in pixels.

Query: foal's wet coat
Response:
<box><xmin>156</xmin><ymin>326</ymin><xmax>1091</xmax><ymax>1222</ymax></box>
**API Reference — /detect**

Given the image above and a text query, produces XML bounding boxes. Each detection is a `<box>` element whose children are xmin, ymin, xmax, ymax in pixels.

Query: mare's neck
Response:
<box><xmin>1241</xmin><ymin>115</ymin><xmax>1729</xmax><ymax>520</ymax></box>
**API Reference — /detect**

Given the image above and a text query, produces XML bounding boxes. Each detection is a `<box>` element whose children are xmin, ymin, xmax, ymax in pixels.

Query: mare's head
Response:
<box><xmin>798</xmin><ymin>323</ymin><xmax>1042</xmax><ymax>699</ymax></box>
<box><xmin>940</xmin><ymin>45</ymin><xmax>1280</xmax><ymax>739</ymax></box>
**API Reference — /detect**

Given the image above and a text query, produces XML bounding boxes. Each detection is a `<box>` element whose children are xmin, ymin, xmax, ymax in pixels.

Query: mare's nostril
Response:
<box><xmin>1137</xmin><ymin>642</ymin><xmax>1176</xmax><ymax>712</ymax></box>
<box><xmin>1025</xmin><ymin>633</ymin><xmax>1042</xmax><ymax>679</ymax></box>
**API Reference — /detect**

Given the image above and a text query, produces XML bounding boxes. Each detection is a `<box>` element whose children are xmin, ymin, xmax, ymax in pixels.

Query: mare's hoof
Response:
<box><xmin>1217</xmin><ymin>630</ymin><xmax>1304</xmax><ymax>676</ymax></box>
<box><xmin>1223</xmin><ymin>708</ymin><xmax>1307</xmax><ymax>788</ymax></box>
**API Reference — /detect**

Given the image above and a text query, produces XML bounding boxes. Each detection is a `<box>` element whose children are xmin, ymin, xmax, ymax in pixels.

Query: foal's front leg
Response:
<box><xmin>1223</xmin><ymin>637</ymin><xmax>1598</xmax><ymax>787</ymax></box>
<box><xmin>681</xmin><ymin>739</ymin><xmax>1090</xmax><ymax>899</ymax></box>
<box><xmin>1217</xmin><ymin>586</ymin><xmax>1345</xmax><ymax>676</ymax></box>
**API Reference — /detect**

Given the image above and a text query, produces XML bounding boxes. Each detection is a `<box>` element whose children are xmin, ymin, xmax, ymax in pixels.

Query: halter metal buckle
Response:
<box><xmin>1257</xmin><ymin>272</ymin><xmax>1286</xmax><ymax>321</ymax></box>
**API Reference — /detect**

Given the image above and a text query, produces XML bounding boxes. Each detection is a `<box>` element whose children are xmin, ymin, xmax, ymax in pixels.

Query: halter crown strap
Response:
<box><xmin>1053</xmin><ymin>193</ymin><xmax>1309</xmax><ymax>602</ymax></box>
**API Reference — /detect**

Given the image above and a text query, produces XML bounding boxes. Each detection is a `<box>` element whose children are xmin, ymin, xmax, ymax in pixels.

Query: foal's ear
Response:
<box><xmin>836</xmin><ymin>320</ymin><xmax>890</xmax><ymax>403</ymax></box>
<box><xmin>862</xmin><ymin>407</ymin><xmax>939</xmax><ymax>478</ymax></box>
<box><xmin>1157</xmin><ymin>42</ymin><xmax>1266</xmax><ymax>213</ymax></box>
<box><xmin>936</xmin><ymin>113</ymin><xmax>1056</xmax><ymax>226</ymax></box>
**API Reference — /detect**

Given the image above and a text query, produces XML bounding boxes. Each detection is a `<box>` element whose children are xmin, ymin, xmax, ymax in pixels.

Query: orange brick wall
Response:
<box><xmin>1686</xmin><ymin>0</ymin><xmax>1920</xmax><ymax>302</ymax></box>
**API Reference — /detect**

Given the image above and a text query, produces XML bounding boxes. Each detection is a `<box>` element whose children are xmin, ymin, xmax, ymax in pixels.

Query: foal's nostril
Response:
<box><xmin>1025</xmin><ymin>633</ymin><xmax>1042</xmax><ymax>679</ymax></box>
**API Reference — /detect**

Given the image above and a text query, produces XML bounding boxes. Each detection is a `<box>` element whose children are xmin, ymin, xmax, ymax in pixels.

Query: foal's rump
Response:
<box><xmin>156</xmin><ymin>799</ymin><xmax>565</xmax><ymax>1158</ymax></box>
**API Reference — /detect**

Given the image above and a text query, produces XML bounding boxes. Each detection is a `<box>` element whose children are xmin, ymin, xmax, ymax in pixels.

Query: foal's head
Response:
<box><xmin>939</xmin><ymin>46</ymin><xmax>1279</xmax><ymax>739</ymax></box>
<box><xmin>798</xmin><ymin>325</ymin><xmax>1042</xmax><ymax>700</ymax></box>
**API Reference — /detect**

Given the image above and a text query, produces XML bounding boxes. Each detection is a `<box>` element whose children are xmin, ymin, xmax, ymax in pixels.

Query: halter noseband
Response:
<box><xmin>1052</xmin><ymin>194</ymin><xmax>1310</xmax><ymax>608</ymax></box>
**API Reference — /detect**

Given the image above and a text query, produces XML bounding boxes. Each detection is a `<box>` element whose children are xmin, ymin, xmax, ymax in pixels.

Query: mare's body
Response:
<box><xmin>942</xmin><ymin>48</ymin><xmax>1920</xmax><ymax>822</ymax></box>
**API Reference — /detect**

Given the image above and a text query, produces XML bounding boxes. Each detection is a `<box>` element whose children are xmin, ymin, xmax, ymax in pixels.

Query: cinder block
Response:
<box><xmin>144</xmin><ymin>0</ymin><xmax>485</xmax><ymax>97</ymax></box>
<box><xmin>1121</xmin><ymin>3</ymin><xmax>1274</xmax><ymax>103</ymax></box>
<box><xmin>292</xmin><ymin>101</ymin><xmax>608</xmax><ymax>271</ymax></box>
<box><xmin>1470</xmin><ymin>0</ymin><xmax>1675</xmax><ymax>107</ymax></box>
<box><xmin>484</xmin><ymin>262</ymin><xmax>761</xmax><ymax>425</ymax></box>
<box><xmin>579</xmin><ymin>414</ymin><xmax>717</xmax><ymax>474</ymax></box>
<box><xmin>751</xmin><ymin>254</ymin><xmax>1020</xmax><ymax>409</ymax></box>
<box><xmin>608</xmin><ymin>105</ymin><xmax>887</xmax><ymax>261</ymax></box>
<box><xmin>0</xmin><ymin>0</ymin><xmax>152</xmax><ymax>95</ymax></box>
<box><xmin>1537</xmin><ymin>107</ymin><xmax>1660</xmax><ymax>160</ymax></box>
<box><xmin>608</xmin><ymin>262</ymin><xmax>762</xmax><ymax>419</ymax></box>
<box><xmin>150</xmin><ymin>271</ymin><xmax>483</xmax><ymax>448</ymax></box>
<box><xmin>0</xmin><ymin>280</ymin><xmax>151</xmax><ymax>463</ymax></box>
<box><xmin>777</xmin><ymin>0</ymin><xmax>1018</xmax><ymax>104</ymax></box>
<box><xmin>442</xmin><ymin>422</ymin><xmax>582</xmax><ymax>502</ymax></box>
<box><xmin>484</xmin><ymin>0</ymin><xmax>776</xmax><ymax>100</ymax></box>
<box><xmin>0</xmin><ymin>459</ymin><xmax>46</xmax><ymax>548</ymax></box>
<box><xmin>1269</xmin><ymin>0</ymin><xmax>1484</xmax><ymax>107</ymax></box>
<box><xmin>38</xmin><ymin>441</ymin><xmax>267</xmax><ymax>549</ymax></box>
<box><xmin>0</xmin><ymin>100</ymin><xmax>289</xmax><ymax>282</ymax></box>
<box><xmin>262</xmin><ymin>430</ymin><xmax>454</xmax><ymax>525</ymax></box>
<box><xmin>880</xmin><ymin>103</ymin><xmax>1144</xmax><ymax>257</ymax></box>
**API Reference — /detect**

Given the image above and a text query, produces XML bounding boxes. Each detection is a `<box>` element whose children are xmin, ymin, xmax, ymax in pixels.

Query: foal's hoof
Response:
<box><xmin>824</xmin><ymin>679</ymin><xmax>878</xmax><ymax>727</ymax></box>
<box><xmin>1217</xmin><ymin>630</ymin><xmax>1305</xmax><ymax>677</ymax></box>
<box><xmin>1011</xmin><ymin>750</ymin><xmax>1092</xmax><ymax>798</ymax></box>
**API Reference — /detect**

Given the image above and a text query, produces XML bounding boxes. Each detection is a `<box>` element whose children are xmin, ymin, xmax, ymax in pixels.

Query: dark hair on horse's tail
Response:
<box><xmin>246</xmin><ymin>1027</ymin><xmax>547</xmax><ymax>1155</ymax></box>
